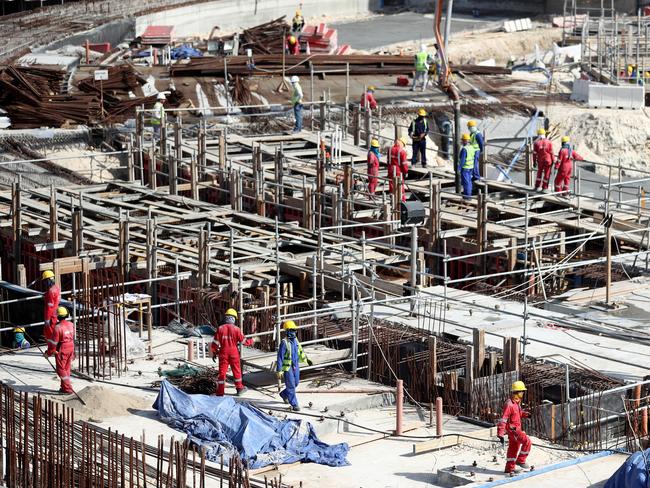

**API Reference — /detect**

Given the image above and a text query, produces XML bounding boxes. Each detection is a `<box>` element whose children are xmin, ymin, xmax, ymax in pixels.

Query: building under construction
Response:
<box><xmin>0</xmin><ymin>0</ymin><xmax>649</xmax><ymax>486</ymax></box>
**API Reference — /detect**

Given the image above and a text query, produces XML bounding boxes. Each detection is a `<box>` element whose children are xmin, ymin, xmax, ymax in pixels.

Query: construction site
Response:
<box><xmin>2</xmin><ymin>0</ymin><xmax>650</xmax><ymax>486</ymax></box>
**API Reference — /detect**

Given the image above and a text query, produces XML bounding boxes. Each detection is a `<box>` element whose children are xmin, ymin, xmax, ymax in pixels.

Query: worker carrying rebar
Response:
<box><xmin>367</xmin><ymin>138</ymin><xmax>381</xmax><ymax>194</ymax></box>
<box><xmin>411</xmin><ymin>44</ymin><xmax>430</xmax><ymax>92</ymax></box>
<box><xmin>151</xmin><ymin>93</ymin><xmax>166</xmax><ymax>138</ymax></box>
<box><xmin>554</xmin><ymin>136</ymin><xmax>583</xmax><ymax>196</ymax></box>
<box><xmin>211</xmin><ymin>308</ymin><xmax>247</xmax><ymax>397</ymax></box>
<box><xmin>458</xmin><ymin>133</ymin><xmax>479</xmax><ymax>199</ymax></box>
<box><xmin>533</xmin><ymin>128</ymin><xmax>555</xmax><ymax>192</ymax></box>
<box><xmin>497</xmin><ymin>381</ymin><xmax>532</xmax><ymax>474</ymax></box>
<box><xmin>290</xmin><ymin>75</ymin><xmax>303</xmax><ymax>133</ymax></box>
<box><xmin>46</xmin><ymin>307</ymin><xmax>75</xmax><ymax>394</ymax></box>
<box><xmin>291</xmin><ymin>10</ymin><xmax>305</xmax><ymax>33</ymax></box>
<box><xmin>409</xmin><ymin>108</ymin><xmax>430</xmax><ymax>168</ymax></box>
<box><xmin>42</xmin><ymin>270</ymin><xmax>60</xmax><ymax>342</ymax></box>
<box><xmin>388</xmin><ymin>136</ymin><xmax>409</xmax><ymax>202</ymax></box>
<box><xmin>276</xmin><ymin>320</ymin><xmax>312</xmax><ymax>411</ymax></box>
<box><xmin>360</xmin><ymin>85</ymin><xmax>378</xmax><ymax>111</ymax></box>
<box><xmin>286</xmin><ymin>34</ymin><xmax>300</xmax><ymax>56</ymax></box>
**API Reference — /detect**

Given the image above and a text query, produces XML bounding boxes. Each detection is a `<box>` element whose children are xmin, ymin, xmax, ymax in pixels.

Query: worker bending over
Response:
<box><xmin>409</xmin><ymin>108</ymin><xmax>429</xmax><ymax>168</ymax></box>
<box><xmin>411</xmin><ymin>45</ymin><xmax>430</xmax><ymax>92</ymax></box>
<box><xmin>46</xmin><ymin>307</ymin><xmax>75</xmax><ymax>394</ymax></box>
<box><xmin>367</xmin><ymin>139</ymin><xmax>381</xmax><ymax>194</ymax></box>
<box><xmin>360</xmin><ymin>85</ymin><xmax>378</xmax><ymax>110</ymax></box>
<box><xmin>388</xmin><ymin>137</ymin><xmax>409</xmax><ymax>202</ymax></box>
<box><xmin>533</xmin><ymin>128</ymin><xmax>554</xmax><ymax>191</ymax></box>
<box><xmin>286</xmin><ymin>35</ymin><xmax>300</xmax><ymax>56</ymax></box>
<box><xmin>459</xmin><ymin>133</ymin><xmax>479</xmax><ymax>199</ymax></box>
<box><xmin>211</xmin><ymin>308</ymin><xmax>247</xmax><ymax>396</ymax></box>
<box><xmin>42</xmin><ymin>270</ymin><xmax>60</xmax><ymax>342</ymax></box>
<box><xmin>554</xmin><ymin>136</ymin><xmax>583</xmax><ymax>196</ymax></box>
<box><xmin>276</xmin><ymin>320</ymin><xmax>312</xmax><ymax>411</ymax></box>
<box><xmin>497</xmin><ymin>381</ymin><xmax>532</xmax><ymax>474</ymax></box>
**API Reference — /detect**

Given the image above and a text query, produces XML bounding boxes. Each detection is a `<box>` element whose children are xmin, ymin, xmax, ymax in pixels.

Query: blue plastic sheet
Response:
<box><xmin>605</xmin><ymin>449</ymin><xmax>650</xmax><ymax>488</ymax></box>
<box><xmin>153</xmin><ymin>380</ymin><xmax>350</xmax><ymax>468</ymax></box>
<box><xmin>170</xmin><ymin>45</ymin><xmax>203</xmax><ymax>59</ymax></box>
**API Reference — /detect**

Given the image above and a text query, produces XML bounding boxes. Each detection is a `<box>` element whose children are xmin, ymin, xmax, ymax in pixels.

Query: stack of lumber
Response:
<box><xmin>300</xmin><ymin>23</ymin><xmax>338</xmax><ymax>54</ymax></box>
<box><xmin>76</xmin><ymin>64</ymin><xmax>147</xmax><ymax>97</ymax></box>
<box><xmin>215</xmin><ymin>17</ymin><xmax>290</xmax><ymax>55</ymax></box>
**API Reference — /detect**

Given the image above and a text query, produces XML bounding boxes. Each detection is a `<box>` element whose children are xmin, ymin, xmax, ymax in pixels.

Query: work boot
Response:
<box><xmin>292</xmin><ymin>405</ymin><xmax>301</xmax><ymax>412</ymax></box>
<box><xmin>505</xmin><ymin>466</ymin><xmax>522</xmax><ymax>474</ymax></box>
<box><xmin>279</xmin><ymin>391</ymin><xmax>289</xmax><ymax>404</ymax></box>
<box><xmin>516</xmin><ymin>462</ymin><xmax>530</xmax><ymax>470</ymax></box>
<box><xmin>236</xmin><ymin>387</ymin><xmax>248</xmax><ymax>397</ymax></box>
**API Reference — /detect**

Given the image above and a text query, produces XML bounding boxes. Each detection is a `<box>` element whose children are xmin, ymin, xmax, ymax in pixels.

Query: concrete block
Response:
<box><xmin>571</xmin><ymin>79</ymin><xmax>644</xmax><ymax>109</ymax></box>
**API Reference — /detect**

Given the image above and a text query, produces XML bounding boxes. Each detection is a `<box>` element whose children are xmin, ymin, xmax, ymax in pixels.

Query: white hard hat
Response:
<box><xmin>157</xmin><ymin>92</ymin><xmax>167</xmax><ymax>100</ymax></box>
<box><xmin>290</xmin><ymin>75</ymin><xmax>300</xmax><ymax>83</ymax></box>
<box><xmin>420</xmin><ymin>44</ymin><xmax>427</xmax><ymax>52</ymax></box>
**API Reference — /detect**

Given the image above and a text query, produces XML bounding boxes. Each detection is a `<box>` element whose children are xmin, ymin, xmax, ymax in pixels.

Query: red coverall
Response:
<box><xmin>533</xmin><ymin>138</ymin><xmax>555</xmax><ymax>190</ymax></box>
<box><xmin>46</xmin><ymin>319</ymin><xmax>75</xmax><ymax>393</ymax></box>
<box><xmin>210</xmin><ymin>323</ymin><xmax>245</xmax><ymax>396</ymax></box>
<box><xmin>388</xmin><ymin>143</ymin><xmax>408</xmax><ymax>202</ymax></box>
<box><xmin>367</xmin><ymin>150</ymin><xmax>380</xmax><ymax>194</ymax></box>
<box><xmin>554</xmin><ymin>145</ymin><xmax>583</xmax><ymax>193</ymax></box>
<box><xmin>497</xmin><ymin>398</ymin><xmax>532</xmax><ymax>473</ymax></box>
<box><xmin>360</xmin><ymin>92</ymin><xmax>378</xmax><ymax>110</ymax></box>
<box><xmin>43</xmin><ymin>284</ymin><xmax>61</xmax><ymax>340</ymax></box>
<box><xmin>286</xmin><ymin>36</ymin><xmax>300</xmax><ymax>55</ymax></box>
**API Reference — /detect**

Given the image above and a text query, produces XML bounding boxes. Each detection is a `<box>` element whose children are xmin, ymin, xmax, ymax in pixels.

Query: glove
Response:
<box><xmin>212</xmin><ymin>354</ymin><xmax>217</xmax><ymax>363</ymax></box>
<box><xmin>522</xmin><ymin>410</ymin><xmax>531</xmax><ymax>419</ymax></box>
<box><xmin>306</xmin><ymin>358</ymin><xmax>313</xmax><ymax>366</ymax></box>
<box><xmin>498</xmin><ymin>435</ymin><xmax>505</xmax><ymax>446</ymax></box>
<box><xmin>276</xmin><ymin>371</ymin><xmax>283</xmax><ymax>379</ymax></box>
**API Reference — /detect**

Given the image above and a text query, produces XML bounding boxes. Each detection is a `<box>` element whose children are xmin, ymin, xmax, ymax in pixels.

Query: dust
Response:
<box><xmin>59</xmin><ymin>385</ymin><xmax>152</xmax><ymax>422</ymax></box>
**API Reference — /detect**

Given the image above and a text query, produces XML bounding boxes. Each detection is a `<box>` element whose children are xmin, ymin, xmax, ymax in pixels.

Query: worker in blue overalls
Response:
<box><xmin>276</xmin><ymin>320</ymin><xmax>312</xmax><ymax>411</ymax></box>
<box><xmin>459</xmin><ymin>133</ymin><xmax>479</xmax><ymax>199</ymax></box>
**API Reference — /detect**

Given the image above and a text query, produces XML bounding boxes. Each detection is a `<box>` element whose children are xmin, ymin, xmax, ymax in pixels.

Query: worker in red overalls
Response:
<box><xmin>554</xmin><ymin>136</ymin><xmax>583</xmax><ymax>196</ymax></box>
<box><xmin>46</xmin><ymin>307</ymin><xmax>75</xmax><ymax>394</ymax></box>
<box><xmin>360</xmin><ymin>85</ymin><xmax>378</xmax><ymax>110</ymax></box>
<box><xmin>211</xmin><ymin>308</ymin><xmax>247</xmax><ymax>396</ymax></box>
<box><xmin>497</xmin><ymin>381</ymin><xmax>532</xmax><ymax>474</ymax></box>
<box><xmin>388</xmin><ymin>136</ymin><xmax>409</xmax><ymax>202</ymax></box>
<box><xmin>367</xmin><ymin>138</ymin><xmax>381</xmax><ymax>194</ymax></box>
<box><xmin>533</xmin><ymin>128</ymin><xmax>555</xmax><ymax>192</ymax></box>
<box><xmin>286</xmin><ymin>35</ymin><xmax>300</xmax><ymax>55</ymax></box>
<box><xmin>42</xmin><ymin>270</ymin><xmax>60</xmax><ymax>341</ymax></box>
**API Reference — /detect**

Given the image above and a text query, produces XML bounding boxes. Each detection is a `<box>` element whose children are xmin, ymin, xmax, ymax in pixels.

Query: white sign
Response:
<box><xmin>94</xmin><ymin>69</ymin><xmax>109</xmax><ymax>81</ymax></box>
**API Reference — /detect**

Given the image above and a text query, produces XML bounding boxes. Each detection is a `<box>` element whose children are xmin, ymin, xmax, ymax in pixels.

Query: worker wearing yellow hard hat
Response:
<box><xmin>211</xmin><ymin>308</ymin><xmax>247</xmax><ymax>396</ymax></box>
<box><xmin>367</xmin><ymin>138</ymin><xmax>381</xmax><ymax>194</ymax></box>
<box><xmin>389</xmin><ymin>136</ymin><xmax>409</xmax><ymax>202</ymax></box>
<box><xmin>46</xmin><ymin>306</ymin><xmax>75</xmax><ymax>394</ymax></box>
<box><xmin>409</xmin><ymin>108</ymin><xmax>430</xmax><ymax>168</ymax></box>
<box><xmin>458</xmin><ymin>133</ymin><xmax>478</xmax><ymax>199</ymax></box>
<box><xmin>42</xmin><ymin>269</ymin><xmax>60</xmax><ymax>342</ymax></box>
<box><xmin>13</xmin><ymin>326</ymin><xmax>30</xmax><ymax>349</ymax></box>
<box><xmin>292</xmin><ymin>9</ymin><xmax>305</xmax><ymax>33</ymax></box>
<box><xmin>555</xmin><ymin>135</ymin><xmax>583</xmax><ymax>196</ymax></box>
<box><xmin>533</xmin><ymin>127</ymin><xmax>554</xmax><ymax>191</ymax></box>
<box><xmin>286</xmin><ymin>33</ymin><xmax>300</xmax><ymax>55</ymax></box>
<box><xmin>276</xmin><ymin>320</ymin><xmax>312</xmax><ymax>411</ymax></box>
<box><xmin>360</xmin><ymin>85</ymin><xmax>378</xmax><ymax>111</ymax></box>
<box><xmin>496</xmin><ymin>380</ymin><xmax>532</xmax><ymax>474</ymax></box>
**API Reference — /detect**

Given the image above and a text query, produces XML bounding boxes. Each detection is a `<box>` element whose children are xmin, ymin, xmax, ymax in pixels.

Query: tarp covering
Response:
<box><xmin>605</xmin><ymin>449</ymin><xmax>650</xmax><ymax>488</ymax></box>
<box><xmin>153</xmin><ymin>380</ymin><xmax>350</xmax><ymax>468</ymax></box>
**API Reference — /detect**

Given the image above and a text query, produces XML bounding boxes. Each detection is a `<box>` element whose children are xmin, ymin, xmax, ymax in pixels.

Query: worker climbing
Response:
<box><xmin>46</xmin><ymin>306</ymin><xmax>75</xmax><ymax>394</ymax></box>
<box><xmin>211</xmin><ymin>308</ymin><xmax>247</xmax><ymax>396</ymax></box>
<box><xmin>388</xmin><ymin>136</ymin><xmax>409</xmax><ymax>202</ymax></box>
<box><xmin>411</xmin><ymin>44</ymin><xmax>430</xmax><ymax>92</ymax></box>
<box><xmin>497</xmin><ymin>381</ymin><xmax>532</xmax><ymax>474</ymax></box>
<box><xmin>533</xmin><ymin>128</ymin><xmax>555</xmax><ymax>192</ymax></box>
<box><xmin>360</xmin><ymin>85</ymin><xmax>378</xmax><ymax>110</ymax></box>
<box><xmin>367</xmin><ymin>138</ymin><xmax>381</xmax><ymax>194</ymax></box>
<box><xmin>408</xmin><ymin>108</ymin><xmax>429</xmax><ymax>168</ymax></box>
<box><xmin>290</xmin><ymin>75</ymin><xmax>303</xmax><ymax>133</ymax></box>
<box><xmin>42</xmin><ymin>269</ymin><xmax>60</xmax><ymax>342</ymax></box>
<box><xmin>458</xmin><ymin>133</ymin><xmax>479</xmax><ymax>199</ymax></box>
<box><xmin>276</xmin><ymin>320</ymin><xmax>312</xmax><ymax>411</ymax></box>
<box><xmin>555</xmin><ymin>136</ymin><xmax>583</xmax><ymax>196</ymax></box>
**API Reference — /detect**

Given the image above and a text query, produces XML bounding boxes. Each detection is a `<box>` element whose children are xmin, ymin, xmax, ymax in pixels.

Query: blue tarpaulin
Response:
<box><xmin>153</xmin><ymin>380</ymin><xmax>350</xmax><ymax>468</ymax></box>
<box><xmin>170</xmin><ymin>45</ymin><xmax>203</xmax><ymax>59</ymax></box>
<box><xmin>605</xmin><ymin>450</ymin><xmax>650</xmax><ymax>488</ymax></box>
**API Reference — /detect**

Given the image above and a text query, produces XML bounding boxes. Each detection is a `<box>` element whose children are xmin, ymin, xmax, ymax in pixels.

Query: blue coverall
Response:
<box><xmin>277</xmin><ymin>336</ymin><xmax>305</xmax><ymax>408</ymax></box>
<box><xmin>459</xmin><ymin>144</ymin><xmax>479</xmax><ymax>199</ymax></box>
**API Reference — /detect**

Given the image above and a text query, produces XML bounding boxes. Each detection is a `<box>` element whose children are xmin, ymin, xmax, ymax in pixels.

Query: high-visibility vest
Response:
<box><xmin>470</xmin><ymin>132</ymin><xmax>481</xmax><ymax>152</ymax></box>
<box><xmin>462</xmin><ymin>144</ymin><xmax>477</xmax><ymax>169</ymax></box>
<box><xmin>291</xmin><ymin>83</ymin><xmax>303</xmax><ymax>105</ymax></box>
<box><xmin>281</xmin><ymin>337</ymin><xmax>307</xmax><ymax>372</ymax></box>
<box><xmin>415</xmin><ymin>52</ymin><xmax>428</xmax><ymax>72</ymax></box>
<box><xmin>151</xmin><ymin>102</ymin><xmax>164</xmax><ymax>125</ymax></box>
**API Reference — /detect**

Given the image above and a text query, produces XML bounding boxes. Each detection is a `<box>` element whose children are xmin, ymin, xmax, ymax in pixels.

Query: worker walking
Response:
<box><xmin>388</xmin><ymin>136</ymin><xmax>409</xmax><ymax>202</ymax></box>
<box><xmin>211</xmin><ymin>308</ymin><xmax>247</xmax><ymax>397</ymax></box>
<box><xmin>276</xmin><ymin>320</ymin><xmax>312</xmax><ymax>411</ymax></box>
<box><xmin>533</xmin><ymin>128</ymin><xmax>554</xmax><ymax>191</ymax></box>
<box><xmin>459</xmin><ymin>133</ymin><xmax>479</xmax><ymax>199</ymax></box>
<box><xmin>360</xmin><ymin>85</ymin><xmax>378</xmax><ymax>110</ymax></box>
<box><xmin>411</xmin><ymin>44</ymin><xmax>430</xmax><ymax>92</ymax></box>
<box><xmin>290</xmin><ymin>76</ymin><xmax>303</xmax><ymax>133</ymax></box>
<box><xmin>46</xmin><ymin>307</ymin><xmax>75</xmax><ymax>394</ymax></box>
<box><xmin>554</xmin><ymin>136</ymin><xmax>583</xmax><ymax>196</ymax></box>
<box><xmin>286</xmin><ymin>34</ymin><xmax>300</xmax><ymax>55</ymax></box>
<box><xmin>367</xmin><ymin>139</ymin><xmax>381</xmax><ymax>194</ymax></box>
<box><xmin>42</xmin><ymin>270</ymin><xmax>60</xmax><ymax>342</ymax></box>
<box><xmin>151</xmin><ymin>93</ymin><xmax>166</xmax><ymax>139</ymax></box>
<box><xmin>409</xmin><ymin>108</ymin><xmax>430</xmax><ymax>167</ymax></box>
<box><xmin>497</xmin><ymin>381</ymin><xmax>532</xmax><ymax>474</ymax></box>
<box><xmin>291</xmin><ymin>9</ymin><xmax>305</xmax><ymax>33</ymax></box>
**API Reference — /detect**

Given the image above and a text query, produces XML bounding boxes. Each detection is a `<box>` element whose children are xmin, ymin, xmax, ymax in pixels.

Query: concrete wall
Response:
<box><xmin>135</xmin><ymin>0</ymin><xmax>383</xmax><ymax>38</ymax></box>
<box><xmin>405</xmin><ymin>0</ymin><xmax>639</xmax><ymax>15</ymax></box>
<box><xmin>40</xmin><ymin>19</ymin><xmax>135</xmax><ymax>52</ymax></box>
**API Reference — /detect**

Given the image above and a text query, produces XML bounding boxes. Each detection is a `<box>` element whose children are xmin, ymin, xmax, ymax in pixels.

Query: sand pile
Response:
<box><xmin>60</xmin><ymin>385</ymin><xmax>153</xmax><ymax>422</ymax></box>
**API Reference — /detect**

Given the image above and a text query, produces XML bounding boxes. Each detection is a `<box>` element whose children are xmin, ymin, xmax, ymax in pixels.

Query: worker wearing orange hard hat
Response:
<box><xmin>286</xmin><ymin>34</ymin><xmax>300</xmax><ymax>55</ymax></box>
<box><xmin>497</xmin><ymin>381</ymin><xmax>532</xmax><ymax>474</ymax></box>
<box><xmin>276</xmin><ymin>320</ymin><xmax>312</xmax><ymax>411</ymax></box>
<box><xmin>388</xmin><ymin>136</ymin><xmax>409</xmax><ymax>202</ymax></box>
<box><xmin>211</xmin><ymin>308</ymin><xmax>247</xmax><ymax>396</ymax></box>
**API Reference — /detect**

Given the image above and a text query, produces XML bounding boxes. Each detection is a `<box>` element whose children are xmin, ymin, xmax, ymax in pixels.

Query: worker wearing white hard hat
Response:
<box><xmin>151</xmin><ymin>92</ymin><xmax>167</xmax><ymax>139</ymax></box>
<box><xmin>289</xmin><ymin>76</ymin><xmax>303</xmax><ymax>133</ymax></box>
<box><xmin>411</xmin><ymin>44</ymin><xmax>430</xmax><ymax>92</ymax></box>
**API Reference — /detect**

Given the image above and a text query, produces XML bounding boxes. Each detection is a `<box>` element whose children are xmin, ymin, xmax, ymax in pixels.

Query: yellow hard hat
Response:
<box><xmin>467</xmin><ymin>120</ymin><xmax>477</xmax><ymax>128</ymax></box>
<box><xmin>225</xmin><ymin>308</ymin><xmax>238</xmax><ymax>319</ymax></box>
<box><xmin>367</xmin><ymin>85</ymin><xmax>376</xmax><ymax>91</ymax></box>
<box><xmin>42</xmin><ymin>270</ymin><xmax>55</xmax><ymax>280</ymax></box>
<box><xmin>461</xmin><ymin>133</ymin><xmax>471</xmax><ymax>141</ymax></box>
<box><xmin>295</xmin><ymin>9</ymin><xmax>301</xmax><ymax>15</ymax></box>
<box><xmin>537</xmin><ymin>128</ymin><xmax>546</xmax><ymax>136</ymax></box>
<box><xmin>418</xmin><ymin>108</ymin><xmax>427</xmax><ymax>116</ymax></box>
<box><xmin>561</xmin><ymin>136</ymin><xmax>570</xmax><ymax>143</ymax></box>
<box><xmin>370</xmin><ymin>139</ymin><xmax>380</xmax><ymax>148</ymax></box>
<box><xmin>511</xmin><ymin>380</ymin><xmax>527</xmax><ymax>392</ymax></box>
<box><xmin>13</xmin><ymin>327</ymin><xmax>25</xmax><ymax>334</ymax></box>
<box><xmin>289</xmin><ymin>35</ymin><xmax>297</xmax><ymax>44</ymax></box>
<box><xmin>56</xmin><ymin>306</ymin><xmax>68</xmax><ymax>318</ymax></box>
<box><xmin>283</xmin><ymin>320</ymin><xmax>297</xmax><ymax>330</ymax></box>
<box><xmin>399</xmin><ymin>136</ymin><xmax>408</xmax><ymax>146</ymax></box>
